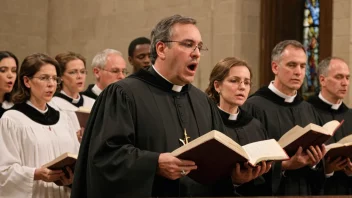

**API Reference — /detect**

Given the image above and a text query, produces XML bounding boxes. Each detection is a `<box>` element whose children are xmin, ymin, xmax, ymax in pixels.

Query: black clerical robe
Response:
<box><xmin>307</xmin><ymin>95</ymin><xmax>352</xmax><ymax>195</ymax></box>
<box><xmin>71</xmin><ymin>67</ymin><xmax>235</xmax><ymax>197</ymax></box>
<box><xmin>218</xmin><ymin>107</ymin><xmax>270</xmax><ymax>196</ymax></box>
<box><xmin>81</xmin><ymin>84</ymin><xmax>98</xmax><ymax>100</ymax></box>
<box><xmin>242</xmin><ymin>86</ymin><xmax>324</xmax><ymax>196</ymax></box>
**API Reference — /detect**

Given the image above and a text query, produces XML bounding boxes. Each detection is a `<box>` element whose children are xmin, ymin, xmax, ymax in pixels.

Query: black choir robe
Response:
<box><xmin>81</xmin><ymin>84</ymin><xmax>98</xmax><ymax>100</ymax></box>
<box><xmin>71</xmin><ymin>67</ymin><xmax>236</xmax><ymax>197</ymax></box>
<box><xmin>307</xmin><ymin>94</ymin><xmax>352</xmax><ymax>195</ymax></box>
<box><xmin>218</xmin><ymin>107</ymin><xmax>270</xmax><ymax>196</ymax></box>
<box><xmin>242</xmin><ymin>86</ymin><xmax>325</xmax><ymax>196</ymax></box>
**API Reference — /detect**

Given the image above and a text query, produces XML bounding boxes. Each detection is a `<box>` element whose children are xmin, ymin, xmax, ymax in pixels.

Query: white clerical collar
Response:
<box><xmin>26</xmin><ymin>100</ymin><xmax>48</xmax><ymax>114</ymax></box>
<box><xmin>268</xmin><ymin>81</ymin><xmax>297</xmax><ymax>103</ymax></box>
<box><xmin>92</xmin><ymin>84</ymin><xmax>102</xmax><ymax>96</ymax></box>
<box><xmin>318</xmin><ymin>92</ymin><xmax>342</xmax><ymax>110</ymax></box>
<box><xmin>218</xmin><ymin>106</ymin><xmax>239</xmax><ymax>121</ymax></box>
<box><xmin>152</xmin><ymin>65</ymin><xmax>183</xmax><ymax>92</ymax></box>
<box><xmin>60</xmin><ymin>90</ymin><xmax>81</xmax><ymax>104</ymax></box>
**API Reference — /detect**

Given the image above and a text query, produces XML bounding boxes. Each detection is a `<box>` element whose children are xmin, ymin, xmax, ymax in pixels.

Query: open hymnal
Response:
<box><xmin>171</xmin><ymin>130</ymin><xmax>289</xmax><ymax>184</ymax></box>
<box><xmin>325</xmin><ymin>134</ymin><xmax>352</xmax><ymax>160</ymax></box>
<box><xmin>278</xmin><ymin>120</ymin><xmax>343</xmax><ymax>156</ymax></box>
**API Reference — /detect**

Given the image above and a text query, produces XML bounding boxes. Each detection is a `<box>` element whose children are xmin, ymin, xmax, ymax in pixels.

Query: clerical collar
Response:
<box><xmin>26</xmin><ymin>100</ymin><xmax>48</xmax><ymax>114</ymax></box>
<box><xmin>218</xmin><ymin>106</ymin><xmax>253</xmax><ymax>127</ymax></box>
<box><xmin>130</xmin><ymin>66</ymin><xmax>190</xmax><ymax>93</ymax></box>
<box><xmin>152</xmin><ymin>65</ymin><xmax>183</xmax><ymax>92</ymax></box>
<box><xmin>12</xmin><ymin>102</ymin><xmax>59</xmax><ymax>125</ymax></box>
<box><xmin>318</xmin><ymin>92</ymin><xmax>342</xmax><ymax>110</ymax></box>
<box><xmin>92</xmin><ymin>84</ymin><xmax>102</xmax><ymax>96</ymax></box>
<box><xmin>307</xmin><ymin>94</ymin><xmax>348</xmax><ymax>113</ymax></box>
<box><xmin>218</xmin><ymin>106</ymin><xmax>239</xmax><ymax>120</ymax></box>
<box><xmin>60</xmin><ymin>90</ymin><xmax>81</xmax><ymax>104</ymax></box>
<box><xmin>268</xmin><ymin>81</ymin><xmax>297</xmax><ymax>103</ymax></box>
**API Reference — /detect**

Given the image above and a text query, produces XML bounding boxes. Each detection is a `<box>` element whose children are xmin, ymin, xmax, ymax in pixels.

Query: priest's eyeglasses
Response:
<box><xmin>31</xmin><ymin>75</ymin><xmax>62</xmax><ymax>84</ymax></box>
<box><xmin>230</xmin><ymin>77</ymin><xmax>252</xmax><ymax>87</ymax></box>
<box><xmin>162</xmin><ymin>40</ymin><xmax>209</xmax><ymax>53</ymax></box>
<box><xmin>101</xmin><ymin>68</ymin><xmax>129</xmax><ymax>76</ymax></box>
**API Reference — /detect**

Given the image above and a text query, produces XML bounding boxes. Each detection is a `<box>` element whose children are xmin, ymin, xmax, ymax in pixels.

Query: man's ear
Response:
<box><xmin>23</xmin><ymin>76</ymin><xmax>31</xmax><ymax>88</ymax></box>
<box><xmin>319</xmin><ymin>74</ymin><xmax>326</xmax><ymax>87</ymax></box>
<box><xmin>93</xmin><ymin>67</ymin><xmax>100</xmax><ymax>79</ymax></box>
<box><xmin>272</xmin><ymin>61</ymin><xmax>279</xmax><ymax>75</ymax></box>
<box><xmin>156</xmin><ymin>41</ymin><xmax>166</xmax><ymax>60</ymax></box>
<box><xmin>128</xmin><ymin>56</ymin><xmax>133</xmax><ymax>65</ymax></box>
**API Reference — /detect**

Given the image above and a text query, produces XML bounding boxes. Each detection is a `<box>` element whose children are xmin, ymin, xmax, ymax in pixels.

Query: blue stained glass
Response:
<box><xmin>302</xmin><ymin>0</ymin><xmax>320</xmax><ymax>98</ymax></box>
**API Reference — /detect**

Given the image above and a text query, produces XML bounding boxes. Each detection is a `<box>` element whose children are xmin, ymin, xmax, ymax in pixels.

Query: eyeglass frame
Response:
<box><xmin>99</xmin><ymin>67</ymin><xmax>129</xmax><ymax>75</ymax></box>
<box><xmin>229</xmin><ymin>77</ymin><xmax>253</xmax><ymax>87</ymax></box>
<box><xmin>30</xmin><ymin>75</ymin><xmax>62</xmax><ymax>84</ymax></box>
<box><xmin>161</xmin><ymin>40</ymin><xmax>209</xmax><ymax>53</ymax></box>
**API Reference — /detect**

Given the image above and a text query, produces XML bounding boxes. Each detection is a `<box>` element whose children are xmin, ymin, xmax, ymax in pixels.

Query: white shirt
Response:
<box><xmin>92</xmin><ymin>84</ymin><xmax>102</xmax><ymax>96</ymax></box>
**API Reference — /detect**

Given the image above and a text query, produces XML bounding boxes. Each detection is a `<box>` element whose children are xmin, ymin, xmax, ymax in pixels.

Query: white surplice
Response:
<box><xmin>49</xmin><ymin>94</ymin><xmax>95</xmax><ymax>131</ymax></box>
<box><xmin>0</xmin><ymin>105</ymin><xmax>80</xmax><ymax>198</ymax></box>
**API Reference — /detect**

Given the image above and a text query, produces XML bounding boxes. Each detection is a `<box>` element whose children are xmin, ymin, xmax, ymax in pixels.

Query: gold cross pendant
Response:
<box><xmin>179</xmin><ymin>129</ymin><xmax>191</xmax><ymax>145</ymax></box>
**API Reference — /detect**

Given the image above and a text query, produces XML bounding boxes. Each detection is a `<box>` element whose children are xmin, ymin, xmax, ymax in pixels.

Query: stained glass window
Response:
<box><xmin>302</xmin><ymin>0</ymin><xmax>320</xmax><ymax>98</ymax></box>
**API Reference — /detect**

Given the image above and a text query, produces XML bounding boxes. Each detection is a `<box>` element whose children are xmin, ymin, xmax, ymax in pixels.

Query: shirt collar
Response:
<box><xmin>218</xmin><ymin>106</ymin><xmax>240</xmax><ymax>121</ymax></box>
<box><xmin>26</xmin><ymin>100</ymin><xmax>48</xmax><ymax>114</ymax></box>
<box><xmin>268</xmin><ymin>81</ymin><xmax>297</xmax><ymax>103</ymax></box>
<box><xmin>60</xmin><ymin>90</ymin><xmax>81</xmax><ymax>104</ymax></box>
<box><xmin>318</xmin><ymin>92</ymin><xmax>342</xmax><ymax>110</ymax></box>
<box><xmin>152</xmin><ymin>65</ymin><xmax>183</xmax><ymax>92</ymax></box>
<box><xmin>92</xmin><ymin>84</ymin><xmax>102</xmax><ymax>96</ymax></box>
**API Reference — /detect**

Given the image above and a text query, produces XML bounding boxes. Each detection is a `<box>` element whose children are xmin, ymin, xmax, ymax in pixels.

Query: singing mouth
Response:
<box><xmin>187</xmin><ymin>63</ymin><xmax>198</xmax><ymax>71</ymax></box>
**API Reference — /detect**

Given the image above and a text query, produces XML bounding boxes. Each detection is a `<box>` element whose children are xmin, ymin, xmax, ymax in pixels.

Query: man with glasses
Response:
<box><xmin>82</xmin><ymin>49</ymin><xmax>127</xmax><ymax>99</ymax></box>
<box><xmin>242</xmin><ymin>40</ymin><xmax>325</xmax><ymax>196</ymax></box>
<box><xmin>72</xmin><ymin>15</ymin><xmax>246</xmax><ymax>197</ymax></box>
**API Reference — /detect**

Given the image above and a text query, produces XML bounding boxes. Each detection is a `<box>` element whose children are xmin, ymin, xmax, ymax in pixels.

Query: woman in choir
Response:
<box><xmin>50</xmin><ymin>52</ymin><xmax>94</xmax><ymax>140</ymax></box>
<box><xmin>0</xmin><ymin>51</ymin><xmax>19</xmax><ymax>117</ymax></box>
<box><xmin>205</xmin><ymin>57</ymin><xmax>271</xmax><ymax>196</ymax></box>
<box><xmin>0</xmin><ymin>53</ymin><xmax>80</xmax><ymax>198</ymax></box>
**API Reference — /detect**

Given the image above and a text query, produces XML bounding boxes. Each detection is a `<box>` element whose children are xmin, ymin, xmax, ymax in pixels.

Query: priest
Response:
<box><xmin>307</xmin><ymin>57</ymin><xmax>352</xmax><ymax>195</ymax></box>
<box><xmin>71</xmin><ymin>15</ymin><xmax>266</xmax><ymax>197</ymax></box>
<box><xmin>242</xmin><ymin>40</ymin><xmax>326</xmax><ymax>196</ymax></box>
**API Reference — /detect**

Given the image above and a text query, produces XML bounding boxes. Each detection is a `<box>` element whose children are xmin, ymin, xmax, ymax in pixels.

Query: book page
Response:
<box><xmin>171</xmin><ymin>130</ymin><xmax>249</xmax><ymax>161</ymax></box>
<box><xmin>278</xmin><ymin>125</ymin><xmax>305</xmax><ymax>148</ymax></box>
<box><xmin>337</xmin><ymin>134</ymin><xmax>352</xmax><ymax>144</ymax></box>
<box><xmin>322</xmin><ymin>120</ymin><xmax>341</xmax><ymax>136</ymax></box>
<box><xmin>242</xmin><ymin>139</ymin><xmax>289</xmax><ymax>166</ymax></box>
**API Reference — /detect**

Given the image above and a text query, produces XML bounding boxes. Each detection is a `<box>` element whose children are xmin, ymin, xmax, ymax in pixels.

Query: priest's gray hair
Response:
<box><xmin>150</xmin><ymin>14</ymin><xmax>197</xmax><ymax>64</ymax></box>
<box><xmin>91</xmin><ymin>49</ymin><xmax>122</xmax><ymax>69</ymax></box>
<box><xmin>317</xmin><ymin>56</ymin><xmax>347</xmax><ymax>77</ymax></box>
<box><xmin>271</xmin><ymin>40</ymin><xmax>306</xmax><ymax>64</ymax></box>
